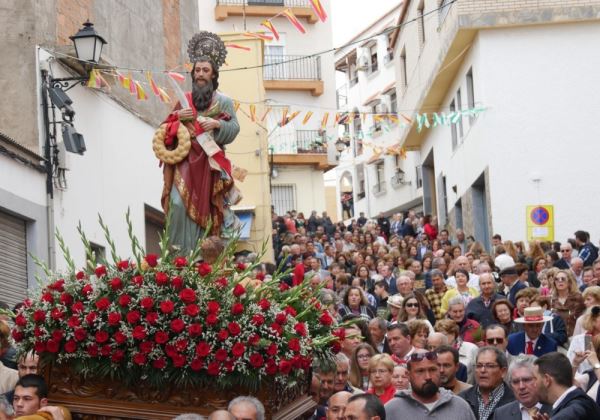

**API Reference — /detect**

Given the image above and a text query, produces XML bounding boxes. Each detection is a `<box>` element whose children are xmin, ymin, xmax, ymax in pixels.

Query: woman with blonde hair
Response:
<box><xmin>503</xmin><ymin>240</ymin><xmax>518</xmax><ymax>262</ymax></box>
<box><xmin>366</xmin><ymin>353</ymin><xmax>396</xmax><ymax>403</ymax></box>
<box><xmin>550</xmin><ymin>269</ymin><xmax>585</xmax><ymax>336</ymax></box>
<box><xmin>573</xmin><ymin>286</ymin><xmax>600</xmax><ymax>336</ymax></box>
<box><xmin>349</xmin><ymin>343</ymin><xmax>376</xmax><ymax>391</ymax></box>
<box><xmin>569</xmin><ymin>305</ymin><xmax>600</xmax><ymax>374</ymax></box>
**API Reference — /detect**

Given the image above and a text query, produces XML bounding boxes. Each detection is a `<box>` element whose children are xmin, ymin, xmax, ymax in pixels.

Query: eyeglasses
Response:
<box><xmin>369</xmin><ymin>368</ymin><xmax>391</xmax><ymax>375</ymax></box>
<box><xmin>475</xmin><ymin>363</ymin><xmax>500</xmax><ymax>370</ymax></box>
<box><xmin>409</xmin><ymin>351</ymin><xmax>437</xmax><ymax>363</ymax></box>
<box><xmin>486</xmin><ymin>337</ymin><xmax>505</xmax><ymax>345</ymax></box>
<box><xmin>510</xmin><ymin>377</ymin><xmax>535</xmax><ymax>386</ymax></box>
<box><xmin>357</xmin><ymin>354</ymin><xmax>372</xmax><ymax>360</ymax></box>
<box><xmin>405</xmin><ymin>303</ymin><xmax>419</xmax><ymax>308</ymax></box>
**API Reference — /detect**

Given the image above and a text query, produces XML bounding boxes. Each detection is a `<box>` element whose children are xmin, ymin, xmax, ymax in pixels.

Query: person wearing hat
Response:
<box><xmin>499</xmin><ymin>265</ymin><xmax>526</xmax><ymax>306</ymax></box>
<box><xmin>386</xmin><ymin>294</ymin><xmax>403</xmax><ymax>324</ymax></box>
<box><xmin>507</xmin><ymin>307</ymin><xmax>557</xmax><ymax>357</ymax></box>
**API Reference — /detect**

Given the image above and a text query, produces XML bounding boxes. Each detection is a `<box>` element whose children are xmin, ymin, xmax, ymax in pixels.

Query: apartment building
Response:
<box><xmin>200</xmin><ymin>0</ymin><xmax>337</xmax><ymax>217</ymax></box>
<box><xmin>334</xmin><ymin>3</ymin><xmax>423</xmax><ymax>221</ymax></box>
<box><xmin>391</xmin><ymin>0</ymin><xmax>600</xmax><ymax>245</ymax></box>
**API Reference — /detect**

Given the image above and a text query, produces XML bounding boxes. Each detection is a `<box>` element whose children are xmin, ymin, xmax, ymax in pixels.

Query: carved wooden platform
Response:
<box><xmin>43</xmin><ymin>363</ymin><xmax>316</xmax><ymax>419</ymax></box>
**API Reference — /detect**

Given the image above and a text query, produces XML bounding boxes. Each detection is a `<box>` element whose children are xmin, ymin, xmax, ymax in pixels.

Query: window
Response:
<box><xmin>415</xmin><ymin>165</ymin><xmax>423</xmax><ymax>189</ymax></box>
<box><xmin>90</xmin><ymin>242</ymin><xmax>106</xmax><ymax>265</ymax></box>
<box><xmin>357</xmin><ymin>165</ymin><xmax>366</xmax><ymax>199</ymax></box>
<box><xmin>368</xmin><ymin>42</ymin><xmax>378</xmax><ymax>74</ymax></box>
<box><xmin>418</xmin><ymin>1</ymin><xmax>426</xmax><ymax>48</ymax></box>
<box><xmin>450</xmin><ymin>99</ymin><xmax>458</xmax><ymax>150</ymax></box>
<box><xmin>272</xmin><ymin>184</ymin><xmax>296</xmax><ymax>216</ymax></box>
<box><xmin>400</xmin><ymin>48</ymin><xmax>407</xmax><ymax>92</ymax></box>
<box><xmin>384</xmin><ymin>29</ymin><xmax>394</xmax><ymax>64</ymax></box>
<box><xmin>389</xmin><ymin>90</ymin><xmax>397</xmax><ymax>114</ymax></box>
<box><xmin>456</xmin><ymin>88</ymin><xmax>464</xmax><ymax>139</ymax></box>
<box><xmin>371</xmin><ymin>102</ymin><xmax>382</xmax><ymax>132</ymax></box>
<box><xmin>466</xmin><ymin>68</ymin><xmax>475</xmax><ymax>123</ymax></box>
<box><xmin>374</xmin><ymin>161</ymin><xmax>386</xmax><ymax>194</ymax></box>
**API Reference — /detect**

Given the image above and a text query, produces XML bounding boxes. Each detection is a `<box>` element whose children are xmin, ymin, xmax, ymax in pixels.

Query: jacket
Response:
<box><xmin>459</xmin><ymin>383</ymin><xmax>516</xmax><ymax>420</ymax></box>
<box><xmin>466</xmin><ymin>294</ymin><xmax>505</xmax><ymax>328</ymax></box>
<box><xmin>0</xmin><ymin>361</ymin><xmax>18</xmax><ymax>394</ymax></box>
<box><xmin>385</xmin><ymin>388</ymin><xmax>476</xmax><ymax>420</ymax></box>
<box><xmin>551</xmin><ymin>387</ymin><xmax>600</xmax><ymax>419</ymax></box>
<box><xmin>506</xmin><ymin>332</ymin><xmax>557</xmax><ymax>357</ymax></box>
<box><xmin>491</xmin><ymin>400</ymin><xmax>551</xmax><ymax>420</ymax></box>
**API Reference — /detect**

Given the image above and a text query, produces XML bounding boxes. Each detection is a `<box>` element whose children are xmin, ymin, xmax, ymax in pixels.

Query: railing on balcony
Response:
<box><xmin>217</xmin><ymin>0</ymin><xmax>311</xmax><ymax>6</ymax></box>
<box><xmin>372</xmin><ymin>181</ymin><xmax>387</xmax><ymax>195</ymax></box>
<box><xmin>296</xmin><ymin>130</ymin><xmax>326</xmax><ymax>153</ymax></box>
<box><xmin>264</xmin><ymin>55</ymin><xmax>321</xmax><ymax>80</ymax></box>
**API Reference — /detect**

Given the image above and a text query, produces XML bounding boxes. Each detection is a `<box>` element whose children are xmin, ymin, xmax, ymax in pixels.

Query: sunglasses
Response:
<box><xmin>592</xmin><ymin>306</ymin><xmax>600</xmax><ymax>316</ymax></box>
<box><xmin>486</xmin><ymin>337</ymin><xmax>505</xmax><ymax>345</ymax></box>
<box><xmin>405</xmin><ymin>303</ymin><xmax>419</xmax><ymax>308</ymax></box>
<box><xmin>409</xmin><ymin>351</ymin><xmax>437</xmax><ymax>363</ymax></box>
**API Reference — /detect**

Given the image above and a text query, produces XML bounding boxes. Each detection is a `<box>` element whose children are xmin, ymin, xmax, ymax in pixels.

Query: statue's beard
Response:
<box><xmin>192</xmin><ymin>80</ymin><xmax>214</xmax><ymax>111</ymax></box>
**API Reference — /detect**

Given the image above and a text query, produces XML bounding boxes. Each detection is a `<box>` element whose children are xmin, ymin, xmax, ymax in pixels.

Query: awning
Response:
<box><xmin>363</xmin><ymin>91</ymin><xmax>381</xmax><ymax>106</ymax></box>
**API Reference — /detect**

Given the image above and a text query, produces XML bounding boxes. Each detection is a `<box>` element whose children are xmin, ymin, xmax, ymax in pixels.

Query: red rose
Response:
<box><xmin>275</xmin><ymin>312</ymin><xmax>287</xmax><ymax>325</ymax></box>
<box><xmin>67</xmin><ymin>315</ymin><xmax>80</xmax><ymax>328</ymax></box>
<box><xmin>133</xmin><ymin>353</ymin><xmax>147</xmax><ymax>365</ymax></box>
<box><xmin>34</xmin><ymin>327</ymin><xmax>44</xmax><ymax>337</ymax></box>
<box><xmin>76</xmin><ymin>271</ymin><xmax>86</xmax><ymax>280</ymax></box>
<box><xmin>215</xmin><ymin>348</ymin><xmax>228</xmax><ymax>361</ymax></box>
<box><xmin>95</xmin><ymin>265</ymin><xmax>107</xmax><ymax>277</ymax></box>
<box><xmin>165</xmin><ymin>345</ymin><xmax>177</xmax><ymax>358</ymax></box>
<box><xmin>251</xmin><ymin>314</ymin><xmax>265</xmax><ymax>326</ymax></box>
<box><xmin>95</xmin><ymin>330</ymin><xmax>109</xmax><ymax>343</ymax></box>
<box><xmin>291</xmin><ymin>354</ymin><xmax>302</xmax><ymax>368</ymax></box>
<box><xmin>231</xmin><ymin>303</ymin><xmax>244</xmax><ymax>315</ymax></box>
<box><xmin>154</xmin><ymin>331</ymin><xmax>169</xmax><ymax>344</ymax></box>
<box><xmin>33</xmin><ymin>310</ymin><xmax>46</xmax><ymax>323</ymax></box>
<box><xmin>294</xmin><ymin>322</ymin><xmax>307</xmax><ymax>337</ymax></box>
<box><xmin>81</xmin><ymin>284</ymin><xmax>93</xmax><ymax>297</ymax></box>
<box><xmin>95</xmin><ymin>297</ymin><xmax>110</xmax><ymax>311</ymax></box>
<box><xmin>248</xmin><ymin>334</ymin><xmax>260</xmax><ymax>346</ymax></box>
<box><xmin>34</xmin><ymin>341</ymin><xmax>46</xmax><ymax>353</ymax></box>
<box><xmin>46</xmin><ymin>339</ymin><xmax>60</xmax><ymax>353</ymax></box>
<box><xmin>85</xmin><ymin>311</ymin><xmax>97</xmax><ymax>325</ymax></box>
<box><xmin>113</xmin><ymin>331</ymin><xmax>127</xmax><ymax>344</ymax></box>
<box><xmin>206</xmin><ymin>313</ymin><xmax>218</xmax><ymax>325</ymax></box>
<box><xmin>132</xmin><ymin>275</ymin><xmax>144</xmax><ymax>286</ymax></box>
<box><xmin>159</xmin><ymin>300</ymin><xmax>174</xmax><ymax>314</ymax></box>
<box><xmin>171</xmin><ymin>276</ymin><xmax>184</xmax><ymax>289</ymax></box>
<box><xmin>333</xmin><ymin>328</ymin><xmax>346</xmax><ymax>341</ymax></box>
<box><xmin>172</xmin><ymin>354</ymin><xmax>186</xmax><ymax>368</ymax></box>
<box><xmin>265</xmin><ymin>359</ymin><xmax>278</xmax><ymax>375</ymax></box>
<box><xmin>190</xmin><ymin>358</ymin><xmax>203</xmax><ymax>371</ymax></box>
<box><xmin>155</xmin><ymin>271</ymin><xmax>169</xmax><ymax>286</ymax></box>
<box><xmin>231</xmin><ymin>342</ymin><xmax>245</xmax><ymax>358</ymax></box>
<box><xmin>236</xmin><ymin>262</ymin><xmax>247</xmax><ymax>271</ymax></box>
<box><xmin>207</xmin><ymin>361</ymin><xmax>220</xmax><ymax>375</ymax></box>
<box><xmin>249</xmin><ymin>353</ymin><xmax>264</xmax><ymax>368</ymax></box>
<box><xmin>52</xmin><ymin>330</ymin><xmax>64</xmax><ymax>341</ymax></box>
<box><xmin>258</xmin><ymin>299</ymin><xmax>271</xmax><ymax>311</ymax></box>
<box><xmin>11</xmin><ymin>330</ymin><xmax>24</xmax><ymax>342</ymax></box>
<box><xmin>179</xmin><ymin>288</ymin><xmax>196</xmax><ymax>304</ymax></box>
<box><xmin>217</xmin><ymin>329</ymin><xmax>229</xmax><ymax>341</ymax></box>
<box><xmin>184</xmin><ymin>304</ymin><xmax>200</xmax><ymax>317</ymax></box>
<box><xmin>140</xmin><ymin>296</ymin><xmax>154</xmax><ymax>310</ymax></box>
<box><xmin>170</xmin><ymin>319</ymin><xmax>185</xmax><ymax>333</ymax></box>
<box><xmin>100</xmin><ymin>345</ymin><xmax>111</xmax><ymax>357</ymax></box>
<box><xmin>87</xmin><ymin>344</ymin><xmax>99</xmax><ymax>357</ymax></box>
<box><xmin>74</xmin><ymin>328</ymin><xmax>87</xmax><ymax>341</ymax></box>
<box><xmin>71</xmin><ymin>301</ymin><xmax>84</xmax><ymax>313</ymax></box>
<box><xmin>279</xmin><ymin>282</ymin><xmax>290</xmax><ymax>291</ymax></box>
<box><xmin>140</xmin><ymin>341</ymin><xmax>154</xmax><ymax>354</ymax></box>
<box><xmin>288</xmin><ymin>338</ymin><xmax>301</xmax><ymax>352</ymax></box>
<box><xmin>41</xmin><ymin>292</ymin><xmax>54</xmax><ymax>303</ymax></box>
<box><xmin>60</xmin><ymin>292</ymin><xmax>73</xmax><ymax>305</ymax></box>
<box><xmin>207</xmin><ymin>301</ymin><xmax>220</xmax><ymax>313</ymax></box>
<box><xmin>319</xmin><ymin>311</ymin><xmax>333</xmax><ymax>326</ymax></box>
<box><xmin>197</xmin><ymin>262</ymin><xmax>212</xmax><ymax>276</ymax></box>
<box><xmin>132</xmin><ymin>325</ymin><xmax>147</xmax><ymax>340</ymax></box>
<box><xmin>109</xmin><ymin>277</ymin><xmax>123</xmax><ymax>291</ymax></box>
<box><xmin>232</xmin><ymin>284</ymin><xmax>246</xmax><ymax>297</ymax></box>
<box><xmin>152</xmin><ymin>358</ymin><xmax>167</xmax><ymax>369</ymax></box>
<box><xmin>117</xmin><ymin>260</ymin><xmax>129</xmax><ymax>271</ymax></box>
<box><xmin>176</xmin><ymin>338</ymin><xmax>188</xmax><ymax>352</ymax></box>
<box><xmin>266</xmin><ymin>343</ymin><xmax>278</xmax><ymax>356</ymax></box>
<box><xmin>227</xmin><ymin>322</ymin><xmax>241</xmax><ymax>336</ymax></box>
<box><xmin>145</xmin><ymin>311</ymin><xmax>159</xmax><ymax>324</ymax></box>
<box><xmin>279</xmin><ymin>359</ymin><xmax>292</xmax><ymax>375</ymax></box>
<box><xmin>118</xmin><ymin>294</ymin><xmax>132</xmax><ymax>307</ymax></box>
<box><xmin>215</xmin><ymin>277</ymin><xmax>228</xmax><ymax>288</ymax></box>
<box><xmin>174</xmin><ymin>256</ymin><xmax>187</xmax><ymax>268</ymax></box>
<box><xmin>50</xmin><ymin>308</ymin><xmax>64</xmax><ymax>320</ymax></box>
<box><xmin>285</xmin><ymin>306</ymin><xmax>297</xmax><ymax>317</ymax></box>
<box><xmin>269</xmin><ymin>322</ymin><xmax>283</xmax><ymax>336</ymax></box>
<box><xmin>145</xmin><ymin>254</ymin><xmax>158</xmax><ymax>267</ymax></box>
<box><xmin>107</xmin><ymin>312</ymin><xmax>121</xmax><ymax>326</ymax></box>
<box><xmin>195</xmin><ymin>341</ymin><xmax>211</xmax><ymax>357</ymax></box>
<box><xmin>126</xmin><ymin>310</ymin><xmax>141</xmax><ymax>325</ymax></box>
<box><xmin>50</xmin><ymin>279</ymin><xmax>65</xmax><ymax>291</ymax></box>
<box><xmin>331</xmin><ymin>341</ymin><xmax>342</xmax><ymax>354</ymax></box>
<box><xmin>188</xmin><ymin>323</ymin><xmax>202</xmax><ymax>337</ymax></box>
<box><xmin>255</xmin><ymin>272</ymin><xmax>265</xmax><ymax>281</ymax></box>
<box><xmin>111</xmin><ymin>349</ymin><xmax>125</xmax><ymax>363</ymax></box>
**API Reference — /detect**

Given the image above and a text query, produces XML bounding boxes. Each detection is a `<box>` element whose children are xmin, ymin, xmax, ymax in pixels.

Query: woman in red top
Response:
<box><xmin>423</xmin><ymin>214</ymin><xmax>438</xmax><ymax>240</ymax></box>
<box><xmin>366</xmin><ymin>354</ymin><xmax>396</xmax><ymax>404</ymax></box>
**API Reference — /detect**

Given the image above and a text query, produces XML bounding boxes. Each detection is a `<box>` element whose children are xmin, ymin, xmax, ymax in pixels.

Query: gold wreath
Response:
<box><xmin>152</xmin><ymin>123</ymin><xmax>191</xmax><ymax>165</ymax></box>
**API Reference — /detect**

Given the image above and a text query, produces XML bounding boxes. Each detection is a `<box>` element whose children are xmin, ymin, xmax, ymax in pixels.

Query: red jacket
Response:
<box><xmin>424</xmin><ymin>223</ymin><xmax>438</xmax><ymax>240</ymax></box>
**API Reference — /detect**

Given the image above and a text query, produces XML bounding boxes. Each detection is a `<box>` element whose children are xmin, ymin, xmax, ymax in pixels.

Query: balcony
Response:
<box><xmin>263</xmin><ymin>55</ymin><xmax>324</xmax><ymax>96</ymax></box>
<box><xmin>215</xmin><ymin>0</ymin><xmax>318</xmax><ymax>23</ymax></box>
<box><xmin>372</xmin><ymin>181</ymin><xmax>387</xmax><ymax>196</ymax></box>
<box><xmin>271</xmin><ymin>129</ymin><xmax>332</xmax><ymax>170</ymax></box>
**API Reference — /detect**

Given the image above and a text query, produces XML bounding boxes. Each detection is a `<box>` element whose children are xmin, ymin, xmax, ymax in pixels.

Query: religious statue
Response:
<box><xmin>155</xmin><ymin>32</ymin><xmax>242</xmax><ymax>255</ymax></box>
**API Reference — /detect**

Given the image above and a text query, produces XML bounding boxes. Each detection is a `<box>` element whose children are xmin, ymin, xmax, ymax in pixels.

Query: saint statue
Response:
<box><xmin>158</xmin><ymin>32</ymin><xmax>242</xmax><ymax>255</ymax></box>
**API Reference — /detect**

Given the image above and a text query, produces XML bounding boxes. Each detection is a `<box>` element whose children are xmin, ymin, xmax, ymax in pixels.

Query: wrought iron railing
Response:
<box><xmin>296</xmin><ymin>130</ymin><xmax>326</xmax><ymax>153</ymax></box>
<box><xmin>217</xmin><ymin>0</ymin><xmax>311</xmax><ymax>7</ymax></box>
<box><xmin>264</xmin><ymin>55</ymin><xmax>321</xmax><ymax>80</ymax></box>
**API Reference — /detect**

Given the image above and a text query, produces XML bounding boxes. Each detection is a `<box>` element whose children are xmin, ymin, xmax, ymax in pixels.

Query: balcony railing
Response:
<box><xmin>264</xmin><ymin>55</ymin><xmax>321</xmax><ymax>80</ymax></box>
<box><xmin>296</xmin><ymin>130</ymin><xmax>326</xmax><ymax>153</ymax></box>
<box><xmin>372</xmin><ymin>181</ymin><xmax>387</xmax><ymax>195</ymax></box>
<box><xmin>217</xmin><ymin>0</ymin><xmax>311</xmax><ymax>6</ymax></box>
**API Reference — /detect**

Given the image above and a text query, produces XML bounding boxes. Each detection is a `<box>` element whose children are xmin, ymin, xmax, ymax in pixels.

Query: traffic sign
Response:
<box><xmin>526</xmin><ymin>205</ymin><xmax>554</xmax><ymax>241</ymax></box>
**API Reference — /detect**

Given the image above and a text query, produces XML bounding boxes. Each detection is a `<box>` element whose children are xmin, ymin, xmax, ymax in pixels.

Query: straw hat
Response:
<box><xmin>514</xmin><ymin>306</ymin><xmax>553</xmax><ymax>324</ymax></box>
<box><xmin>387</xmin><ymin>294</ymin><xmax>404</xmax><ymax>309</ymax></box>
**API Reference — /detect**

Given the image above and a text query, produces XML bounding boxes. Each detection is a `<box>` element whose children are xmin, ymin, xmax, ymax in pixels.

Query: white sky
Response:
<box><xmin>330</xmin><ymin>0</ymin><xmax>402</xmax><ymax>46</ymax></box>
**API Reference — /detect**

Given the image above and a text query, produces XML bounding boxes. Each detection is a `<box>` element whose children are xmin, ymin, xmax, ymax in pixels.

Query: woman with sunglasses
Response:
<box><xmin>550</xmin><ymin>269</ymin><xmax>585</xmax><ymax>336</ymax></box>
<box><xmin>366</xmin><ymin>354</ymin><xmax>396</xmax><ymax>404</ymax></box>
<box><xmin>569</xmin><ymin>305</ymin><xmax>600</xmax><ymax>374</ymax></box>
<box><xmin>349</xmin><ymin>343</ymin><xmax>376</xmax><ymax>391</ymax></box>
<box><xmin>398</xmin><ymin>294</ymin><xmax>434</xmax><ymax>334</ymax></box>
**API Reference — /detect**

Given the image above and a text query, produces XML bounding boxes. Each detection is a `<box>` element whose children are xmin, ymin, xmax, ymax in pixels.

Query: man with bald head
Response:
<box><xmin>208</xmin><ymin>410</ymin><xmax>234</xmax><ymax>420</ymax></box>
<box><xmin>570</xmin><ymin>257</ymin><xmax>584</xmax><ymax>286</ymax></box>
<box><xmin>326</xmin><ymin>391</ymin><xmax>352</xmax><ymax>420</ymax></box>
<box><xmin>466</xmin><ymin>273</ymin><xmax>504</xmax><ymax>328</ymax></box>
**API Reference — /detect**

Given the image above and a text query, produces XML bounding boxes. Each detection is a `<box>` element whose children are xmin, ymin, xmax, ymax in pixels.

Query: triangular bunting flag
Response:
<box><xmin>261</xmin><ymin>20</ymin><xmax>280</xmax><ymax>41</ymax></box>
<box><xmin>281</xmin><ymin>9</ymin><xmax>306</xmax><ymax>34</ymax></box>
<box><xmin>309</xmin><ymin>0</ymin><xmax>328</xmax><ymax>22</ymax></box>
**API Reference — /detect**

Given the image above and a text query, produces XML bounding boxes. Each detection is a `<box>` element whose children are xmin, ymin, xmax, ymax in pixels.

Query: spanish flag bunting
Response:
<box><xmin>135</xmin><ymin>81</ymin><xmax>147</xmax><ymax>100</ymax></box>
<box><xmin>226</xmin><ymin>43</ymin><xmax>251</xmax><ymax>51</ymax></box>
<box><xmin>302</xmin><ymin>111</ymin><xmax>313</xmax><ymax>125</ymax></box>
<box><xmin>157</xmin><ymin>87</ymin><xmax>171</xmax><ymax>103</ymax></box>
<box><xmin>281</xmin><ymin>9</ymin><xmax>306</xmax><ymax>34</ymax></box>
<box><xmin>128</xmin><ymin>73</ymin><xmax>137</xmax><ymax>95</ymax></box>
<box><xmin>260</xmin><ymin>107</ymin><xmax>272</xmax><ymax>122</ymax></box>
<box><xmin>400</xmin><ymin>147</ymin><xmax>407</xmax><ymax>159</ymax></box>
<box><xmin>249</xmin><ymin>104</ymin><xmax>257</xmax><ymax>122</ymax></box>
<box><xmin>280</xmin><ymin>107</ymin><xmax>288</xmax><ymax>126</ymax></box>
<box><xmin>96</xmin><ymin>71</ymin><xmax>110</xmax><ymax>90</ymax></box>
<box><xmin>146</xmin><ymin>71</ymin><xmax>161</xmax><ymax>96</ymax></box>
<box><xmin>334</xmin><ymin>112</ymin><xmax>341</xmax><ymax>125</ymax></box>
<box><xmin>243</xmin><ymin>32</ymin><xmax>273</xmax><ymax>41</ymax></box>
<box><xmin>287</xmin><ymin>110</ymin><xmax>301</xmax><ymax>123</ymax></box>
<box><xmin>167</xmin><ymin>71</ymin><xmax>186</xmax><ymax>83</ymax></box>
<box><xmin>374</xmin><ymin>114</ymin><xmax>384</xmax><ymax>122</ymax></box>
<box><xmin>86</xmin><ymin>69</ymin><xmax>98</xmax><ymax>88</ymax></box>
<box><xmin>261</xmin><ymin>20</ymin><xmax>280</xmax><ymax>41</ymax></box>
<box><xmin>321</xmin><ymin>112</ymin><xmax>329</xmax><ymax>129</ymax></box>
<box><xmin>362</xmin><ymin>112</ymin><xmax>367</xmax><ymax>122</ymax></box>
<box><xmin>309</xmin><ymin>0</ymin><xmax>328</xmax><ymax>22</ymax></box>
<box><xmin>117</xmin><ymin>71</ymin><xmax>130</xmax><ymax>90</ymax></box>
<box><xmin>233</xmin><ymin>100</ymin><xmax>240</xmax><ymax>112</ymax></box>
<box><xmin>389</xmin><ymin>115</ymin><xmax>399</xmax><ymax>124</ymax></box>
<box><xmin>401</xmin><ymin>113</ymin><xmax>413</xmax><ymax>124</ymax></box>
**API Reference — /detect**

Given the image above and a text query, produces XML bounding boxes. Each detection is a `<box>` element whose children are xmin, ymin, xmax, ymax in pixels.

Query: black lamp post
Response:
<box><xmin>42</xmin><ymin>21</ymin><xmax>106</xmax><ymax>197</ymax></box>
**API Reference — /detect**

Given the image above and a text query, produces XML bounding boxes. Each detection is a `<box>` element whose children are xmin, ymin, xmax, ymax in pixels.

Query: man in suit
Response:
<box><xmin>532</xmin><ymin>352</ymin><xmax>600</xmax><ymax>419</ymax></box>
<box><xmin>493</xmin><ymin>355</ymin><xmax>551</xmax><ymax>420</ymax></box>
<box><xmin>499</xmin><ymin>266</ymin><xmax>526</xmax><ymax>306</ymax></box>
<box><xmin>507</xmin><ymin>307</ymin><xmax>557</xmax><ymax>357</ymax></box>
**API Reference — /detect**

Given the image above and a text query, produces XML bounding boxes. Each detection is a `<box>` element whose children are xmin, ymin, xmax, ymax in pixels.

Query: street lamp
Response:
<box><xmin>70</xmin><ymin>20</ymin><xmax>107</xmax><ymax>64</ymax></box>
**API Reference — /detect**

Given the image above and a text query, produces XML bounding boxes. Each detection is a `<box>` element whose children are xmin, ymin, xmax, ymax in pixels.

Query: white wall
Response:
<box><xmin>420</xmin><ymin>22</ymin><xmax>600</xmax><ymax>243</ymax></box>
<box><xmin>273</xmin><ymin>165</ymin><xmax>326</xmax><ymax>215</ymax></box>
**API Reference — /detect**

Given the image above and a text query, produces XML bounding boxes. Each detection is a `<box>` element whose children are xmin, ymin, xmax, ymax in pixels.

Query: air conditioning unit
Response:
<box><xmin>357</xmin><ymin>54</ymin><xmax>370</xmax><ymax>71</ymax></box>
